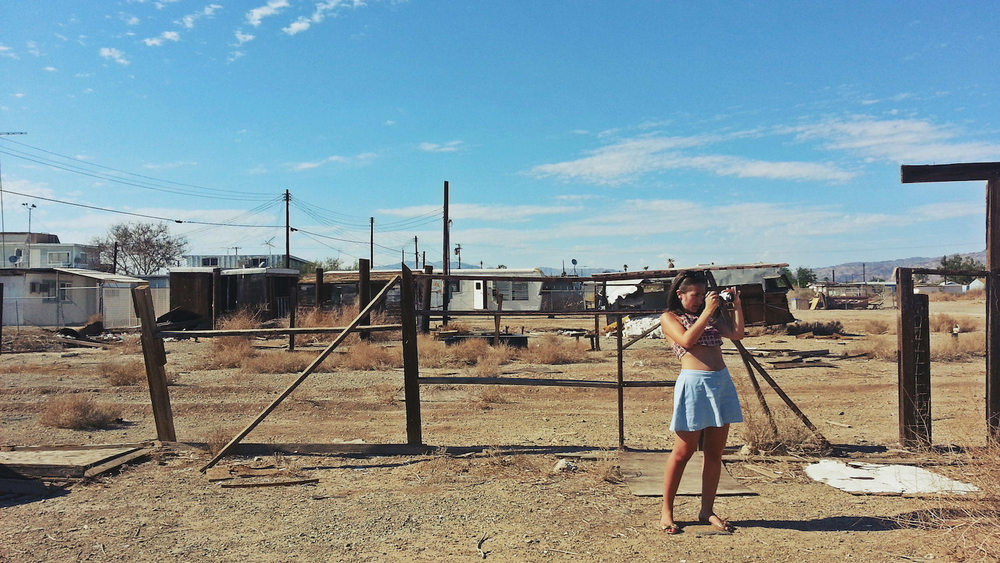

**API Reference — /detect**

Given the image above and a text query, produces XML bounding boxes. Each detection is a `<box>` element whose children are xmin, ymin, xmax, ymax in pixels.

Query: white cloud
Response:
<box><xmin>418</xmin><ymin>140</ymin><xmax>463</xmax><ymax>153</ymax></box>
<box><xmin>790</xmin><ymin>116</ymin><xmax>1000</xmax><ymax>163</ymax></box>
<box><xmin>0</xmin><ymin>44</ymin><xmax>17</xmax><ymax>59</ymax></box>
<box><xmin>529</xmin><ymin>133</ymin><xmax>852</xmax><ymax>185</ymax></box>
<box><xmin>43</xmin><ymin>66</ymin><xmax>58</xmax><ymax>72</ymax></box>
<box><xmin>234</xmin><ymin>30</ymin><xmax>256</xmax><ymax>45</ymax></box>
<box><xmin>246</xmin><ymin>0</ymin><xmax>290</xmax><ymax>27</ymax></box>
<box><xmin>143</xmin><ymin>31</ymin><xmax>181</xmax><ymax>46</ymax></box>
<box><xmin>141</xmin><ymin>160</ymin><xmax>198</xmax><ymax>170</ymax></box>
<box><xmin>99</xmin><ymin>47</ymin><xmax>130</xmax><ymax>65</ymax></box>
<box><xmin>384</xmin><ymin>120</ymin><xmax>396</xmax><ymax>126</ymax></box>
<box><xmin>13</xmin><ymin>93</ymin><xmax>26</xmax><ymax>98</ymax></box>
<box><xmin>179</xmin><ymin>4</ymin><xmax>222</xmax><ymax>28</ymax></box>
<box><xmin>282</xmin><ymin>0</ymin><xmax>366</xmax><ymax>36</ymax></box>
<box><xmin>290</xmin><ymin>152</ymin><xmax>376</xmax><ymax>171</ymax></box>
<box><xmin>377</xmin><ymin>203</ymin><xmax>579</xmax><ymax>221</ymax></box>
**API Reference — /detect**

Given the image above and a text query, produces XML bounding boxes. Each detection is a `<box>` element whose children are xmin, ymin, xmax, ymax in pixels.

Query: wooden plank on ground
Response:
<box><xmin>619</xmin><ymin>451</ymin><xmax>754</xmax><ymax>497</ymax></box>
<box><xmin>0</xmin><ymin>447</ymin><xmax>138</xmax><ymax>478</ymax></box>
<box><xmin>220</xmin><ymin>478</ymin><xmax>318</xmax><ymax>488</ymax></box>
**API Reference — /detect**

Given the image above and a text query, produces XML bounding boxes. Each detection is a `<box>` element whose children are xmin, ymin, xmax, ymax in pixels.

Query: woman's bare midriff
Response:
<box><xmin>679</xmin><ymin>343</ymin><xmax>727</xmax><ymax>372</ymax></box>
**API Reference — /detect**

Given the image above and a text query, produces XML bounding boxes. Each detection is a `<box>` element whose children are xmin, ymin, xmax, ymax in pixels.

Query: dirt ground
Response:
<box><xmin>0</xmin><ymin>299</ymin><xmax>994</xmax><ymax>561</ymax></box>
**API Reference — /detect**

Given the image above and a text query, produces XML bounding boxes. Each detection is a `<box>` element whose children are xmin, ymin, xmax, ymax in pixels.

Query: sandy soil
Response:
<box><xmin>0</xmin><ymin>298</ymin><xmax>993</xmax><ymax>561</ymax></box>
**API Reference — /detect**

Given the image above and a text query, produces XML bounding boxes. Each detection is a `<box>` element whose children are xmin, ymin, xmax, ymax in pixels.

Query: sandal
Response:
<box><xmin>698</xmin><ymin>514</ymin><xmax>735</xmax><ymax>533</ymax></box>
<box><xmin>660</xmin><ymin>523</ymin><xmax>681</xmax><ymax>534</ymax></box>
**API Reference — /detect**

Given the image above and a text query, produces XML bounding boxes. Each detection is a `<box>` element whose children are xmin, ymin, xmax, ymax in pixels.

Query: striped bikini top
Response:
<box><xmin>670</xmin><ymin>313</ymin><xmax>724</xmax><ymax>359</ymax></box>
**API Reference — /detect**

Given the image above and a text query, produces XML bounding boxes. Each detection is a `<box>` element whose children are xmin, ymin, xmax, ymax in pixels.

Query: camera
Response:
<box><xmin>719</xmin><ymin>289</ymin><xmax>734</xmax><ymax>303</ymax></box>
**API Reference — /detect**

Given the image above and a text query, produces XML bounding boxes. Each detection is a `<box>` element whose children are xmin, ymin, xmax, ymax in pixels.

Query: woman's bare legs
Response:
<box><xmin>698</xmin><ymin>424</ymin><xmax>734</xmax><ymax>531</ymax></box>
<box><xmin>660</xmin><ymin>430</ymin><xmax>701</xmax><ymax>530</ymax></box>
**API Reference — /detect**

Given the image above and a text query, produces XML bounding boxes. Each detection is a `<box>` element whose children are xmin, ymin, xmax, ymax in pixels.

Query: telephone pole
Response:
<box><xmin>283</xmin><ymin>189</ymin><xmax>291</xmax><ymax>269</ymax></box>
<box><xmin>442</xmin><ymin>181</ymin><xmax>450</xmax><ymax>324</ymax></box>
<box><xmin>369</xmin><ymin>216</ymin><xmax>374</xmax><ymax>265</ymax></box>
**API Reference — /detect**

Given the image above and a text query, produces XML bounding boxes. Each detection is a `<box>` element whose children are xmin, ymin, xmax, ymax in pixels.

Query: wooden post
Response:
<box><xmin>359</xmin><ymin>259</ymin><xmax>371</xmax><ymax>340</ymax></box>
<box><xmin>132</xmin><ymin>285</ymin><xmax>177</xmax><ymax>442</ymax></box>
<box><xmin>493</xmin><ymin>293</ymin><xmax>504</xmax><ymax>346</ymax></box>
<box><xmin>896</xmin><ymin>268</ymin><xmax>933</xmax><ymax>446</ymax></box>
<box><xmin>988</xmin><ymin>178</ymin><xmax>1000</xmax><ymax>442</ymax></box>
<box><xmin>200</xmin><ymin>276</ymin><xmax>401</xmax><ymax>472</ymax></box>
<box><xmin>211</xmin><ymin>267</ymin><xmax>221</xmax><ymax>329</ymax></box>
<box><xmin>616</xmin><ymin>315</ymin><xmax>625</xmax><ymax>449</ymax></box>
<box><xmin>287</xmin><ymin>282</ymin><xmax>298</xmax><ymax>352</ymax></box>
<box><xmin>420</xmin><ymin>266</ymin><xmax>433</xmax><ymax>334</ymax></box>
<box><xmin>0</xmin><ymin>283</ymin><xmax>4</xmax><ymax>356</ymax></box>
<box><xmin>314</xmin><ymin>267</ymin><xmax>324</xmax><ymax>309</ymax></box>
<box><xmin>593</xmin><ymin>314</ymin><xmax>601</xmax><ymax>352</ymax></box>
<box><xmin>737</xmin><ymin>345</ymin><xmax>779</xmax><ymax>437</ymax></box>
<box><xmin>739</xmin><ymin>344</ymin><xmax>829</xmax><ymax>446</ymax></box>
<box><xmin>400</xmin><ymin>265</ymin><xmax>422</xmax><ymax>445</ymax></box>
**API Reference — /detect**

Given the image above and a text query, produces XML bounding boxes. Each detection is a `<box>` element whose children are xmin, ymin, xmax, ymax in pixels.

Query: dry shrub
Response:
<box><xmin>338</xmin><ymin>341</ymin><xmax>401</xmax><ymax>370</ymax></box>
<box><xmin>863</xmin><ymin>319</ymin><xmax>893</xmax><ymax>335</ymax></box>
<box><xmin>589</xmin><ymin>453</ymin><xmax>624</xmax><ymax>484</ymax></box>
<box><xmin>735</xmin><ymin>381</ymin><xmax>823</xmax><ymax>455</ymax></box>
<box><xmin>417</xmin><ymin>334</ymin><xmax>450</xmax><ymax>368</ymax></box>
<box><xmin>471</xmin><ymin>356</ymin><xmax>503</xmax><ymax>377</ymax></box>
<box><xmin>896</xmin><ymin>445</ymin><xmax>1000</xmax><ymax>560</ymax></box>
<box><xmin>209</xmin><ymin>338</ymin><xmax>256</xmax><ymax>369</ymax></box>
<box><xmin>117</xmin><ymin>333</ymin><xmax>143</xmax><ymax>355</ymax></box>
<box><xmin>930</xmin><ymin>314</ymin><xmax>981</xmax><ymax>334</ymax></box>
<box><xmin>242</xmin><ymin>350</ymin><xmax>317</xmax><ymax>374</ymax></box>
<box><xmin>448</xmin><ymin>337</ymin><xmax>491</xmax><ymax>365</ymax></box>
<box><xmin>849</xmin><ymin>335</ymin><xmax>897</xmax><ymax>361</ymax></box>
<box><xmin>519</xmin><ymin>334</ymin><xmax>587</xmax><ymax>365</ymax></box>
<box><xmin>440</xmin><ymin>321</ymin><xmax>471</xmax><ymax>334</ymax></box>
<box><xmin>99</xmin><ymin>358</ymin><xmax>147</xmax><ymax>386</ymax></box>
<box><xmin>40</xmin><ymin>395</ymin><xmax>121</xmax><ymax>429</ymax></box>
<box><xmin>963</xmin><ymin>288</ymin><xmax>985</xmax><ymax>300</ymax></box>
<box><xmin>373</xmin><ymin>383</ymin><xmax>399</xmax><ymax>405</ymax></box>
<box><xmin>205</xmin><ymin>428</ymin><xmax>232</xmax><ymax>455</ymax></box>
<box><xmin>476</xmin><ymin>386</ymin><xmax>509</xmax><ymax>408</ymax></box>
<box><xmin>786</xmin><ymin>321</ymin><xmax>843</xmax><ymax>336</ymax></box>
<box><xmin>931</xmin><ymin>333</ymin><xmax>986</xmax><ymax>361</ymax></box>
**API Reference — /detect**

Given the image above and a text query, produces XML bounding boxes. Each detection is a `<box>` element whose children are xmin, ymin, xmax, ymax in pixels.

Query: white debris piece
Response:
<box><xmin>804</xmin><ymin>459</ymin><xmax>979</xmax><ymax>495</ymax></box>
<box><xmin>623</xmin><ymin>315</ymin><xmax>663</xmax><ymax>339</ymax></box>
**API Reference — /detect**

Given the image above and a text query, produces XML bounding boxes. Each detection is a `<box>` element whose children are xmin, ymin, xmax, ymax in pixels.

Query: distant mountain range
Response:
<box><xmin>810</xmin><ymin>250</ymin><xmax>987</xmax><ymax>282</ymax></box>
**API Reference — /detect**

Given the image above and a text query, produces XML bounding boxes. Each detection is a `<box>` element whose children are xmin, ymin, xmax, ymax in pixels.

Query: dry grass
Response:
<box><xmin>99</xmin><ymin>358</ymin><xmax>148</xmax><ymax>386</ymax></box>
<box><xmin>448</xmin><ymin>337</ymin><xmax>492</xmax><ymax>365</ymax></box>
<box><xmin>896</xmin><ymin>445</ymin><xmax>1000</xmax><ymax>560</ymax></box>
<box><xmin>204</xmin><ymin>428</ymin><xmax>233</xmax><ymax>455</ymax></box>
<box><xmin>930</xmin><ymin>313</ymin><xmax>981</xmax><ymax>333</ymax></box>
<box><xmin>39</xmin><ymin>395</ymin><xmax>121</xmax><ymax>429</ymax></box>
<box><xmin>242</xmin><ymin>350</ymin><xmax>320</xmax><ymax>374</ymax></box>
<box><xmin>863</xmin><ymin>319</ymin><xmax>893</xmax><ymax>335</ymax></box>
<box><xmin>927</xmin><ymin>289</ymin><xmax>983</xmax><ymax>302</ymax></box>
<box><xmin>417</xmin><ymin>334</ymin><xmax>450</xmax><ymax>368</ymax></box>
<box><xmin>848</xmin><ymin>335</ymin><xmax>897</xmax><ymax>361</ymax></box>
<box><xmin>786</xmin><ymin>321</ymin><xmax>843</xmax><ymax>336</ymax></box>
<box><xmin>518</xmin><ymin>334</ymin><xmax>588</xmax><ymax>365</ymax></box>
<box><xmin>931</xmin><ymin>333</ymin><xmax>986</xmax><ymax>361</ymax></box>
<box><xmin>337</xmin><ymin>342</ymin><xmax>402</xmax><ymax>370</ymax></box>
<box><xmin>117</xmin><ymin>333</ymin><xmax>143</xmax><ymax>355</ymax></box>
<box><xmin>735</xmin><ymin>381</ymin><xmax>824</xmax><ymax>455</ymax></box>
<box><xmin>476</xmin><ymin>386</ymin><xmax>509</xmax><ymax>408</ymax></box>
<box><xmin>373</xmin><ymin>383</ymin><xmax>399</xmax><ymax>405</ymax></box>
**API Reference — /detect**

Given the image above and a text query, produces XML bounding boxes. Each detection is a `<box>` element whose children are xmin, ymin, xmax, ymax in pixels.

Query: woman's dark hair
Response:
<box><xmin>666</xmin><ymin>270</ymin><xmax>708</xmax><ymax>315</ymax></box>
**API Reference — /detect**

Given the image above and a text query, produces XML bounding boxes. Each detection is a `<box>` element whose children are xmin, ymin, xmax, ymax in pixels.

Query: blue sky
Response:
<box><xmin>1</xmin><ymin>1</ymin><xmax>998</xmax><ymax>272</ymax></box>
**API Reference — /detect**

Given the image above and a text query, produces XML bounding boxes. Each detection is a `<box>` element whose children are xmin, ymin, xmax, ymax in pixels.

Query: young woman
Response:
<box><xmin>658</xmin><ymin>270</ymin><xmax>744</xmax><ymax>534</ymax></box>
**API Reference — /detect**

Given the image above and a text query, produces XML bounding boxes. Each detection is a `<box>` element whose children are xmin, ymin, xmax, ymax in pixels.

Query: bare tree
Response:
<box><xmin>92</xmin><ymin>222</ymin><xmax>187</xmax><ymax>276</ymax></box>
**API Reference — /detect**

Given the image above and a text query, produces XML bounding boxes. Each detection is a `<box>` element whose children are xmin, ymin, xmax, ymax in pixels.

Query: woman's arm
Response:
<box><xmin>660</xmin><ymin>293</ymin><xmax>721</xmax><ymax>349</ymax></box>
<box><xmin>715</xmin><ymin>287</ymin><xmax>745</xmax><ymax>341</ymax></box>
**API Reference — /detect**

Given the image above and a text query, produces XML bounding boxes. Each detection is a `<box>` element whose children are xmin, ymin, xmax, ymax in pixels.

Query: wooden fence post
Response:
<box><xmin>988</xmin><ymin>178</ymin><xmax>1000</xmax><ymax>443</ymax></box>
<box><xmin>420</xmin><ymin>265</ymin><xmax>433</xmax><ymax>334</ymax></box>
<box><xmin>1</xmin><ymin>283</ymin><xmax>4</xmax><ymax>356</ymax></box>
<box><xmin>132</xmin><ymin>285</ymin><xmax>177</xmax><ymax>442</ymax></box>
<box><xmin>896</xmin><ymin>268</ymin><xmax>932</xmax><ymax>446</ymax></box>
<box><xmin>359</xmin><ymin>259</ymin><xmax>371</xmax><ymax>340</ymax></box>
<box><xmin>314</xmin><ymin>267</ymin><xmax>324</xmax><ymax>309</ymax></box>
<box><xmin>400</xmin><ymin>265</ymin><xmax>423</xmax><ymax>445</ymax></box>
<box><xmin>616</xmin><ymin>315</ymin><xmax>625</xmax><ymax>449</ymax></box>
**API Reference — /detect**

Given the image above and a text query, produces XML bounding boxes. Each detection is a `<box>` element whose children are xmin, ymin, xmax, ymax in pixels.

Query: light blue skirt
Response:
<box><xmin>670</xmin><ymin>367</ymin><xmax>743</xmax><ymax>432</ymax></box>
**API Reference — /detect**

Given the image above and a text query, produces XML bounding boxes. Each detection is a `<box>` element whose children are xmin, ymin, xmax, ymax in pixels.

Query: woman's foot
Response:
<box><xmin>698</xmin><ymin>513</ymin><xmax>735</xmax><ymax>533</ymax></box>
<box><xmin>660</xmin><ymin>522</ymin><xmax>681</xmax><ymax>534</ymax></box>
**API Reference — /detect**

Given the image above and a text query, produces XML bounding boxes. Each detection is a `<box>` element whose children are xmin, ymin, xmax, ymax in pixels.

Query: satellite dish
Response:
<box><xmin>8</xmin><ymin>256</ymin><xmax>18</xmax><ymax>264</ymax></box>
<box><xmin>571</xmin><ymin>259</ymin><xmax>577</xmax><ymax>265</ymax></box>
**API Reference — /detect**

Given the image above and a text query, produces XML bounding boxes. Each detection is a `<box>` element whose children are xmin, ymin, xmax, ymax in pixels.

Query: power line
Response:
<box><xmin>1</xmin><ymin>188</ymin><xmax>284</xmax><ymax>228</ymax></box>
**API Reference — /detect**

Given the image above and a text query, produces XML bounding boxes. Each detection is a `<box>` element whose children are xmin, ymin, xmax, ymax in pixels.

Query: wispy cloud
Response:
<box><xmin>0</xmin><ymin>44</ymin><xmax>17</xmax><ymax>59</ymax></box>
<box><xmin>789</xmin><ymin>116</ymin><xmax>1000</xmax><ymax>163</ymax></box>
<box><xmin>43</xmin><ymin>66</ymin><xmax>58</xmax><ymax>72</ymax></box>
<box><xmin>179</xmin><ymin>4</ymin><xmax>222</xmax><ymax>28</ymax></box>
<box><xmin>246</xmin><ymin>0</ymin><xmax>290</xmax><ymax>27</ymax></box>
<box><xmin>141</xmin><ymin>160</ymin><xmax>198</xmax><ymax>170</ymax></box>
<box><xmin>529</xmin><ymin>134</ymin><xmax>854</xmax><ymax>185</ymax></box>
<box><xmin>290</xmin><ymin>152</ymin><xmax>376</xmax><ymax>171</ymax></box>
<box><xmin>282</xmin><ymin>0</ymin><xmax>366</xmax><ymax>36</ymax></box>
<box><xmin>143</xmin><ymin>31</ymin><xmax>181</xmax><ymax>46</ymax></box>
<box><xmin>233</xmin><ymin>30</ymin><xmax>255</xmax><ymax>45</ymax></box>
<box><xmin>98</xmin><ymin>47</ymin><xmax>130</xmax><ymax>65</ymax></box>
<box><xmin>377</xmin><ymin>203</ymin><xmax>580</xmax><ymax>221</ymax></box>
<box><xmin>418</xmin><ymin>140</ymin><xmax>464</xmax><ymax>153</ymax></box>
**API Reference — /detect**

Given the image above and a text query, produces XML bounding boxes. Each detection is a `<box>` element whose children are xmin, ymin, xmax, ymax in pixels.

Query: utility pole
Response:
<box><xmin>442</xmin><ymin>181</ymin><xmax>450</xmax><ymax>324</ymax></box>
<box><xmin>414</xmin><ymin>236</ymin><xmax>418</xmax><ymax>269</ymax></box>
<box><xmin>283</xmin><ymin>189</ymin><xmax>291</xmax><ymax>269</ymax></box>
<box><xmin>23</xmin><ymin>203</ymin><xmax>36</xmax><ymax>268</ymax></box>
<box><xmin>369</xmin><ymin>216</ymin><xmax>374</xmax><ymax>266</ymax></box>
<box><xmin>0</xmin><ymin>131</ymin><xmax>27</xmax><ymax>269</ymax></box>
